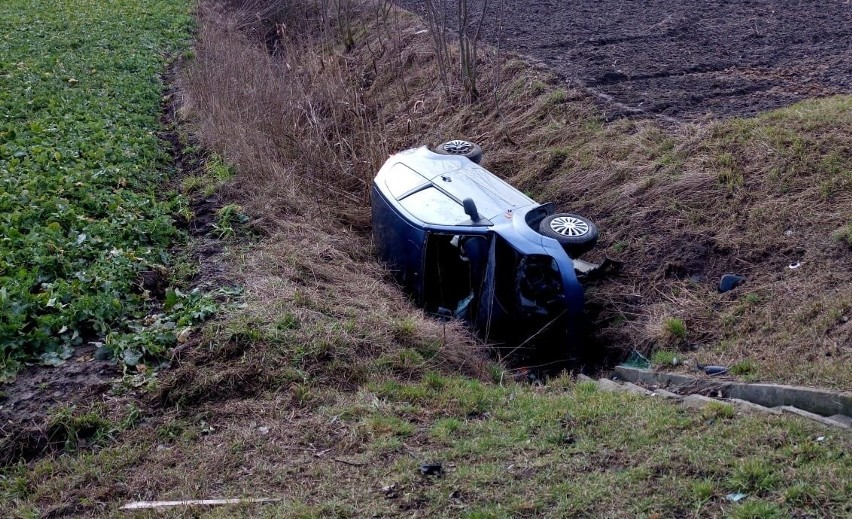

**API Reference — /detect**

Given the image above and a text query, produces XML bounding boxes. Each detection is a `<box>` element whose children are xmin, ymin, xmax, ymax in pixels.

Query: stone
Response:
<box><xmin>719</xmin><ymin>273</ymin><xmax>746</xmax><ymax>293</ymax></box>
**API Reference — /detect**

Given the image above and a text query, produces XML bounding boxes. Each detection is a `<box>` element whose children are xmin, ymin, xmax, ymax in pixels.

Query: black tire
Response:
<box><xmin>433</xmin><ymin>140</ymin><xmax>483</xmax><ymax>164</ymax></box>
<box><xmin>538</xmin><ymin>213</ymin><xmax>599</xmax><ymax>255</ymax></box>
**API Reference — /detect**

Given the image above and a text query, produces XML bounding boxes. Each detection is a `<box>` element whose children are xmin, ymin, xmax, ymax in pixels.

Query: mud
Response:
<box><xmin>400</xmin><ymin>0</ymin><xmax>852</xmax><ymax>120</ymax></box>
<box><xmin>0</xmin><ymin>346</ymin><xmax>117</xmax><ymax>430</ymax></box>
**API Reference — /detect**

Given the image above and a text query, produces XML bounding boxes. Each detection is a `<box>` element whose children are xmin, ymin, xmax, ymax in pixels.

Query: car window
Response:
<box><xmin>384</xmin><ymin>163</ymin><xmax>428</xmax><ymax>198</ymax></box>
<box><xmin>398</xmin><ymin>186</ymin><xmax>469</xmax><ymax>225</ymax></box>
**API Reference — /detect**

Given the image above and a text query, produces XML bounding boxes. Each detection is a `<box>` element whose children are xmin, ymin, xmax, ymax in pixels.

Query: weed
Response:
<box><xmin>156</xmin><ymin>420</ymin><xmax>195</xmax><ymax>442</ymax></box>
<box><xmin>729</xmin><ymin>458</ymin><xmax>780</xmax><ymax>493</ymax></box>
<box><xmin>782</xmin><ymin>482</ymin><xmax>817</xmax><ymax>507</ymax></box>
<box><xmin>543</xmin><ymin>88</ymin><xmax>568</xmax><ymax>106</ymax></box>
<box><xmin>213</xmin><ymin>204</ymin><xmax>248</xmax><ymax>238</ymax></box>
<box><xmin>701</xmin><ymin>401</ymin><xmax>736</xmax><ymax>420</ymax></box>
<box><xmin>180</xmin><ymin>174</ymin><xmax>206</xmax><ymax>194</ymax></box>
<box><xmin>651</xmin><ymin>349</ymin><xmax>679</xmax><ymax>366</ymax></box>
<box><xmin>730</xmin><ymin>359</ymin><xmax>757</xmax><ymax>376</ymax></box>
<box><xmin>47</xmin><ymin>406</ymin><xmax>114</xmax><ymax>452</ymax></box>
<box><xmin>528</xmin><ymin>80</ymin><xmax>548</xmax><ymax>95</ymax></box>
<box><xmin>663</xmin><ymin>317</ymin><xmax>687</xmax><ymax>341</ymax></box>
<box><xmin>611</xmin><ymin>241</ymin><xmax>628</xmax><ymax>253</ymax></box>
<box><xmin>574</xmin><ymin>380</ymin><xmax>599</xmax><ymax>395</ymax></box>
<box><xmin>832</xmin><ymin>222</ymin><xmax>852</xmax><ymax>248</ymax></box>
<box><xmin>205</xmin><ymin>153</ymin><xmax>235</xmax><ymax>182</ymax></box>
<box><xmin>487</xmin><ymin>363</ymin><xmax>506</xmax><ymax>384</ymax></box>
<box><xmin>743</xmin><ymin>293</ymin><xmax>763</xmax><ymax>305</ymax></box>
<box><xmin>367</xmin><ymin>414</ymin><xmax>414</xmax><ymax>438</ymax></box>
<box><xmin>690</xmin><ymin>479</ymin><xmax>715</xmax><ymax>506</ymax></box>
<box><xmin>291</xmin><ymin>383</ymin><xmax>313</xmax><ymax>407</ymax></box>
<box><xmin>393</xmin><ymin>317</ymin><xmax>417</xmax><ymax>339</ymax></box>
<box><xmin>277</xmin><ymin>313</ymin><xmax>300</xmax><ymax>330</ymax></box>
<box><xmin>430</xmin><ymin>418</ymin><xmax>463</xmax><ymax>440</ymax></box>
<box><xmin>730</xmin><ymin>501</ymin><xmax>786</xmax><ymax>519</ymax></box>
<box><xmin>423</xmin><ymin>371</ymin><xmax>447</xmax><ymax>391</ymax></box>
<box><xmin>119</xmin><ymin>404</ymin><xmax>143</xmax><ymax>430</ymax></box>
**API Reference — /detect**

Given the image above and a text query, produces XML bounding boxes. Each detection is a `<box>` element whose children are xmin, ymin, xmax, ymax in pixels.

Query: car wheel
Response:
<box><xmin>433</xmin><ymin>140</ymin><xmax>483</xmax><ymax>164</ymax></box>
<box><xmin>538</xmin><ymin>213</ymin><xmax>599</xmax><ymax>255</ymax></box>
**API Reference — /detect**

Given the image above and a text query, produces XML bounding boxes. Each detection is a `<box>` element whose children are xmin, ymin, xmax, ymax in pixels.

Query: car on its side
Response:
<box><xmin>371</xmin><ymin>140</ymin><xmax>599</xmax><ymax>355</ymax></box>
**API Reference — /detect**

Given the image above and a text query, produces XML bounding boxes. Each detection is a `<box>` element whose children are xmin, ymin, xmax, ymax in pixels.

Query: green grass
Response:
<box><xmin>0</xmin><ymin>0</ymin><xmax>193</xmax><ymax>377</ymax></box>
<box><xmin>730</xmin><ymin>359</ymin><xmax>758</xmax><ymax>377</ymax></box>
<box><xmin>7</xmin><ymin>374</ymin><xmax>847</xmax><ymax>517</ymax></box>
<box><xmin>651</xmin><ymin>349</ymin><xmax>680</xmax><ymax>367</ymax></box>
<box><xmin>663</xmin><ymin>317</ymin><xmax>688</xmax><ymax>342</ymax></box>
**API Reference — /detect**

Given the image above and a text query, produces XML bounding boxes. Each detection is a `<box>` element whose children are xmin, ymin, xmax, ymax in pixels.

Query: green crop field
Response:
<box><xmin>0</xmin><ymin>0</ymin><xmax>193</xmax><ymax>377</ymax></box>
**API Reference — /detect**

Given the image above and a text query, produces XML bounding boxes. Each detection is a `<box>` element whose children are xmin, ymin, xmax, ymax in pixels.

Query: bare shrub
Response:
<box><xmin>179</xmin><ymin>0</ymin><xmax>388</xmax><ymax>214</ymax></box>
<box><xmin>423</xmin><ymin>0</ymin><xmax>492</xmax><ymax>101</ymax></box>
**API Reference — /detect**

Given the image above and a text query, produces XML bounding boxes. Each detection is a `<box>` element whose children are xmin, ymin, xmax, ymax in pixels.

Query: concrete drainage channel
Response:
<box><xmin>580</xmin><ymin>366</ymin><xmax>852</xmax><ymax>430</ymax></box>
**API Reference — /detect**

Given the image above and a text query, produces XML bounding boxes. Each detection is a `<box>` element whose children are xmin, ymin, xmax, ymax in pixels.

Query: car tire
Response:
<box><xmin>538</xmin><ymin>213</ymin><xmax>599</xmax><ymax>255</ymax></box>
<box><xmin>433</xmin><ymin>140</ymin><xmax>483</xmax><ymax>164</ymax></box>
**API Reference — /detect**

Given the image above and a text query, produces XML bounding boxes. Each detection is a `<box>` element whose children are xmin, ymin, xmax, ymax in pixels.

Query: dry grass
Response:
<box><xmin>173</xmin><ymin>0</ymin><xmax>852</xmax><ymax>389</ymax></box>
<box><xmin>168</xmin><ymin>0</ymin><xmax>491</xmax><ymax>402</ymax></box>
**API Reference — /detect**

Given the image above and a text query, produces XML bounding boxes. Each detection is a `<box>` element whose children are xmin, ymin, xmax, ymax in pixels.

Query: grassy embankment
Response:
<box><xmin>1</xmin><ymin>0</ymin><xmax>849</xmax><ymax>518</ymax></box>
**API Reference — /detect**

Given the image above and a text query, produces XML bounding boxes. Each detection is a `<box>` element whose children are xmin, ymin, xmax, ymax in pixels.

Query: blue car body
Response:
<box><xmin>371</xmin><ymin>146</ymin><xmax>590</xmax><ymax>351</ymax></box>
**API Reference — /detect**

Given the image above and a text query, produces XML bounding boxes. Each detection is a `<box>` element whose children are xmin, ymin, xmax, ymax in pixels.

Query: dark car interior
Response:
<box><xmin>422</xmin><ymin>234</ymin><xmax>488</xmax><ymax>317</ymax></box>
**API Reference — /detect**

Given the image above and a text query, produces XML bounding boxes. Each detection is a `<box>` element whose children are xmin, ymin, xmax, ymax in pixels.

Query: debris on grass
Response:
<box><xmin>419</xmin><ymin>462</ymin><xmax>444</xmax><ymax>477</ymax></box>
<box><xmin>120</xmin><ymin>498</ymin><xmax>282</xmax><ymax>510</ymax></box>
<box><xmin>719</xmin><ymin>273</ymin><xmax>746</xmax><ymax>293</ymax></box>
<box><xmin>698</xmin><ymin>364</ymin><xmax>730</xmax><ymax>376</ymax></box>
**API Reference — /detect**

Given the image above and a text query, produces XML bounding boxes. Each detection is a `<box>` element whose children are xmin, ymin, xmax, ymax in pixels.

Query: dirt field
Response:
<box><xmin>400</xmin><ymin>0</ymin><xmax>852</xmax><ymax>120</ymax></box>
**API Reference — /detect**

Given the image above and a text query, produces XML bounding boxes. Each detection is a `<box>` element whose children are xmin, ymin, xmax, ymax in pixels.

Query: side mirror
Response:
<box><xmin>462</xmin><ymin>198</ymin><xmax>480</xmax><ymax>222</ymax></box>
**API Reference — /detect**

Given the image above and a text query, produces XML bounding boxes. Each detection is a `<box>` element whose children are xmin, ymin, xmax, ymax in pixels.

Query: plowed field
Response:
<box><xmin>401</xmin><ymin>0</ymin><xmax>852</xmax><ymax>120</ymax></box>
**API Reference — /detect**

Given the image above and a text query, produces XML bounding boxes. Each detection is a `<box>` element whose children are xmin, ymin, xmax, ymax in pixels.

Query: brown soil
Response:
<box><xmin>399</xmin><ymin>0</ymin><xmax>852</xmax><ymax>120</ymax></box>
<box><xmin>0</xmin><ymin>345</ymin><xmax>118</xmax><ymax>465</ymax></box>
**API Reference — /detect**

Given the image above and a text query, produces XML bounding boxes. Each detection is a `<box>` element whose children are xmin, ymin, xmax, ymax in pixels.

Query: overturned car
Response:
<box><xmin>371</xmin><ymin>140</ymin><xmax>600</xmax><ymax>355</ymax></box>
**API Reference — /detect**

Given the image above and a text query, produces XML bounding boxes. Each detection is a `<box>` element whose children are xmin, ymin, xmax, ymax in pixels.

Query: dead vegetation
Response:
<box><xmin>161</xmin><ymin>0</ymin><xmax>491</xmax><ymax>413</ymax></box>
<box><xmin>177</xmin><ymin>0</ymin><xmax>850</xmax><ymax>388</ymax></box>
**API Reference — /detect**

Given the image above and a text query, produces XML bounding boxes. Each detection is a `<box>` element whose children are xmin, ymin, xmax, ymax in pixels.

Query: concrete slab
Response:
<box><xmin>651</xmin><ymin>388</ymin><xmax>682</xmax><ymax>400</ymax></box>
<box><xmin>779</xmin><ymin>406</ymin><xmax>851</xmax><ymax>430</ymax></box>
<box><xmin>614</xmin><ymin>366</ymin><xmax>731</xmax><ymax>394</ymax></box>
<box><xmin>726</xmin><ymin>384</ymin><xmax>852</xmax><ymax>417</ymax></box>
<box><xmin>828</xmin><ymin>414</ymin><xmax>852</xmax><ymax>428</ymax></box>
<box><xmin>596</xmin><ymin>378</ymin><xmax>623</xmax><ymax>392</ymax></box>
<box><xmin>681</xmin><ymin>394</ymin><xmax>719</xmax><ymax>410</ymax></box>
<box><xmin>728</xmin><ymin>398</ymin><xmax>781</xmax><ymax>415</ymax></box>
<box><xmin>615</xmin><ymin>365</ymin><xmax>852</xmax><ymax>418</ymax></box>
<box><xmin>621</xmin><ymin>382</ymin><xmax>655</xmax><ymax>396</ymax></box>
